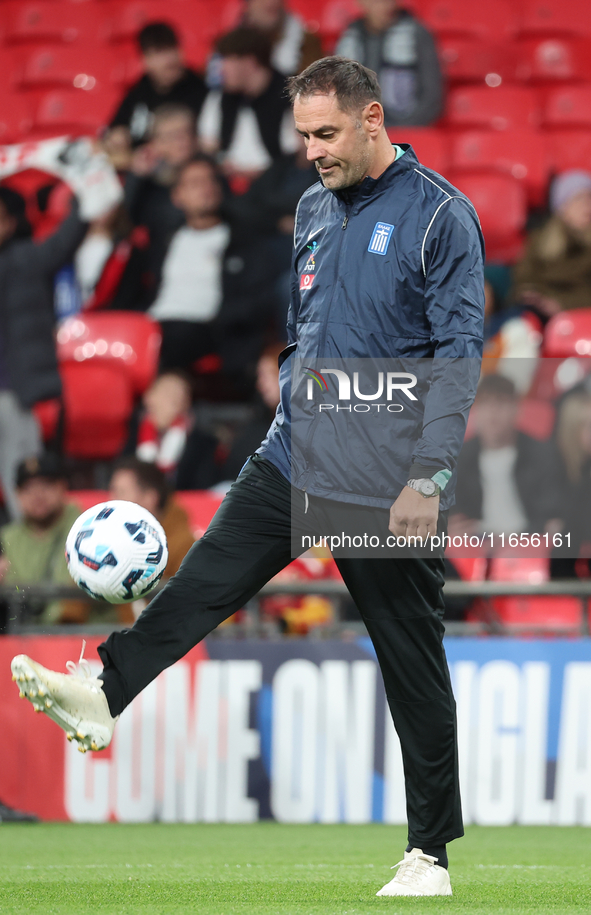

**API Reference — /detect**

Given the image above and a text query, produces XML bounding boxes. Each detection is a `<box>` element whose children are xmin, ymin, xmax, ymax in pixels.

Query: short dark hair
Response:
<box><xmin>476</xmin><ymin>374</ymin><xmax>517</xmax><ymax>401</ymax></box>
<box><xmin>112</xmin><ymin>457</ymin><xmax>170</xmax><ymax>512</ymax></box>
<box><xmin>138</xmin><ymin>22</ymin><xmax>179</xmax><ymax>54</ymax></box>
<box><xmin>151</xmin><ymin>102</ymin><xmax>197</xmax><ymax>134</ymax></box>
<box><xmin>176</xmin><ymin>152</ymin><xmax>221</xmax><ymax>186</ymax></box>
<box><xmin>215</xmin><ymin>27</ymin><xmax>272</xmax><ymax>69</ymax></box>
<box><xmin>287</xmin><ymin>56</ymin><xmax>382</xmax><ymax>115</ymax></box>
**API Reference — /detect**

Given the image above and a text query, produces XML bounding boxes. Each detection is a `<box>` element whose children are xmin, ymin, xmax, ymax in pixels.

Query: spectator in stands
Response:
<box><xmin>136</xmin><ymin>372</ymin><xmax>219</xmax><ymax>489</ymax></box>
<box><xmin>149</xmin><ymin>154</ymin><xmax>278</xmax><ymax>377</ymax></box>
<box><xmin>106</xmin><ymin>23</ymin><xmax>206</xmax><ymax>164</ymax></box>
<box><xmin>109</xmin><ymin>456</ymin><xmax>195</xmax><ymax>585</ymax></box>
<box><xmin>149</xmin><ymin>155</ymin><xmax>229</xmax><ymax>368</ymax></box>
<box><xmin>513</xmin><ymin>170</ymin><xmax>591</xmax><ymax>315</ymax></box>
<box><xmin>0</xmin><ymin>455</ymin><xmax>86</xmax><ymax>625</ymax></box>
<box><xmin>219</xmin><ymin>342</ymin><xmax>283</xmax><ymax>482</ymax></box>
<box><xmin>450</xmin><ymin>375</ymin><xmax>564</xmax><ymax>539</ymax></box>
<box><xmin>199</xmin><ymin>28</ymin><xmax>298</xmax><ymax>178</ymax></box>
<box><xmin>124</xmin><ymin>103</ymin><xmax>200</xmax><ymax>299</ymax></box>
<box><xmin>74</xmin><ymin>204</ymin><xmax>147</xmax><ymax>311</ymax></box>
<box><xmin>239</xmin><ymin>0</ymin><xmax>322</xmax><ymax>74</ymax></box>
<box><xmin>335</xmin><ymin>0</ymin><xmax>443</xmax><ymax>127</ymax></box>
<box><xmin>0</xmin><ymin>186</ymin><xmax>86</xmax><ymax>519</ymax></box>
<box><xmin>552</xmin><ymin>390</ymin><xmax>591</xmax><ymax>577</ymax></box>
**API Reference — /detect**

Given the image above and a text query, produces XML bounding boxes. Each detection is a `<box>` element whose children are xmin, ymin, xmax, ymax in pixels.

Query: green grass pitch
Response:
<box><xmin>1</xmin><ymin>823</ymin><xmax>590</xmax><ymax>914</ymax></box>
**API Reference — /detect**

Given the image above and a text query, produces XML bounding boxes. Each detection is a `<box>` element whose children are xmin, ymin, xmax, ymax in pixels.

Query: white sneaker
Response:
<box><xmin>11</xmin><ymin>643</ymin><xmax>118</xmax><ymax>753</ymax></box>
<box><xmin>376</xmin><ymin>848</ymin><xmax>452</xmax><ymax>897</ymax></box>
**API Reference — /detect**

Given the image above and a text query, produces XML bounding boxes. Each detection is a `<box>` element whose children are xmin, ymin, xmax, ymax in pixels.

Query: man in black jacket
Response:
<box><xmin>336</xmin><ymin>0</ymin><xmax>443</xmax><ymax>127</ymax></box>
<box><xmin>109</xmin><ymin>23</ymin><xmax>206</xmax><ymax>151</ymax></box>
<box><xmin>0</xmin><ymin>187</ymin><xmax>86</xmax><ymax>518</ymax></box>
<box><xmin>451</xmin><ymin>374</ymin><xmax>564</xmax><ymax>538</ymax></box>
<box><xmin>199</xmin><ymin>28</ymin><xmax>298</xmax><ymax>178</ymax></box>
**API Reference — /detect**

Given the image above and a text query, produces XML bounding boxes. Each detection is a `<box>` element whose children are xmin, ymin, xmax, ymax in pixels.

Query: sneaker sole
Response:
<box><xmin>376</xmin><ymin>885</ymin><xmax>453</xmax><ymax>897</ymax></box>
<box><xmin>11</xmin><ymin>655</ymin><xmax>111</xmax><ymax>753</ymax></box>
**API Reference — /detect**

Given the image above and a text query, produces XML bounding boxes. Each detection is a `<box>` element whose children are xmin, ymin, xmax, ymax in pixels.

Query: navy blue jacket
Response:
<box><xmin>258</xmin><ymin>146</ymin><xmax>485</xmax><ymax>510</ymax></box>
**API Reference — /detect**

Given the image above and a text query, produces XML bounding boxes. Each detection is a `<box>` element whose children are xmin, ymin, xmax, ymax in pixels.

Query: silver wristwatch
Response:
<box><xmin>406</xmin><ymin>478</ymin><xmax>441</xmax><ymax>498</ymax></box>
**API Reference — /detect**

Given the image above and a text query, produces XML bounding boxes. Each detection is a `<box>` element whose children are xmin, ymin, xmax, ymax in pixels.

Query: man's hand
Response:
<box><xmin>389</xmin><ymin>486</ymin><xmax>439</xmax><ymax>543</ymax></box>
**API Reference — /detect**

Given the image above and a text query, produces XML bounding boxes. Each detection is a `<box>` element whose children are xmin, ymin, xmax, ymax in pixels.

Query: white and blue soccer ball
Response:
<box><xmin>65</xmin><ymin>501</ymin><xmax>168</xmax><ymax>603</ymax></box>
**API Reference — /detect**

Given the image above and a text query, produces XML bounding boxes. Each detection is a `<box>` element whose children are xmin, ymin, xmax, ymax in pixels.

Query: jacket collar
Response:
<box><xmin>332</xmin><ymin>145</ymin><xmax>419</xmax><ymax>204</ymax></box>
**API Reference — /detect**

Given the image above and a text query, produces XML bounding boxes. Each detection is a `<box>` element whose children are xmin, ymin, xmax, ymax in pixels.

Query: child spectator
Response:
<box><xmin>335</xmin><ymin>0</ymin><xmax>444</xmax><ymax>127</ymax></box>
<box><xmin>107</xmin><ymin>23</ymin><xmax>206</xmax><ymax>157</ymax></box>
<box><xmin>199</xmin><ymin>28</ymin><xmax>298</xmax><ymax>178</ymax></box>
<box><xmin>0</xmin><ymin>455</ymin><xmax>86</xmax><ymax>625</ymax></box>
<box><xmin>136</xmin><ymin>372</ymin><xmax>219</xmax><ymax>490</ymax></box>
<box><xmin>512</xmin><ymin>170</ymin><xmax>591</xmax><ymax>315</ymax></box>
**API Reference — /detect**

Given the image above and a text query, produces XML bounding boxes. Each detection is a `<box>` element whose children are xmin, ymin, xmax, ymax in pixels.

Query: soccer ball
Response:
<box><xmin>65</xmin><ymin>501</ymin><xmax>168</xmax><ymax>603</ymax></box>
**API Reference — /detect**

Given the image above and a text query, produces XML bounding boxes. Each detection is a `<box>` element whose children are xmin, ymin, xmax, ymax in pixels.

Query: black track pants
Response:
<box><xmin>99</xmin><ymin>455</ymin><xmax>463</xmax><ymax>847</ymax></box>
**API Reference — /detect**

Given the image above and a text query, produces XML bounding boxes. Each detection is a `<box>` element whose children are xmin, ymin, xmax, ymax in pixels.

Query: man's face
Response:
<box><xmin>220</xmin><ymin>55</ymin><xmax>257</xmax><ymax>94</ymax></box>
<box><xmin>110</xmin><ymin>470</ymin><xmax>160</xmax><ymax>517</ymax></box>
<box><xmin>17</xmin><ymin>478</ymin><xmax>67</xmax><ymax>525</ymax></box>
<box><xmin>294</xmin><ymin>93</ymin><xmax>373</xmax><ymax>190</ymax></box>
<box><xmin>143</xmin><ymin>46</ymin><xmax>184</xmax><ymax>91</ymax></box>
<box><xmin>144</xmin><ymin>375</ymin><xmax>191</xmax><ymax>431</ymax></box>
<box><xmin>360</xmin><ymin>0</ymin><xmax>398</xmax><ymax>31</ymax></box>
<box><xmin>559</xmin><ymin>190</ymin><xmax>591</xmax><ymax>232</ymax></box>
<box><xmin>0</xmin><ymin>201</ymin><xmax>16</xmax><ymax>247</ymax></box>
<box><xmin>474</xmin><ymin>395</ymin><xmax>518</xmax><ymax>448</ymax></box>
<box><xmin>152</xmin><ymin>115</ymin><xmax>196</xmax><ymax>167</ymax></box>
<box><xmin>245</xmin><ymin>0</ymin><xmax>284</xmax><ymax>28</ymax></box>
<box><xmin>172</xmin><ymin>162</ymin><xmax>222</xmax><ymax>218</ymax></box>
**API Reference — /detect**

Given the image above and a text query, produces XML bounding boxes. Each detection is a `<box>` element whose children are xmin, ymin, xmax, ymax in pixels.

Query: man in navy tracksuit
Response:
<box><xmin>14</xmin><ymin>58</ymin><xmax>484</xmax><ymax>897</ymax></box>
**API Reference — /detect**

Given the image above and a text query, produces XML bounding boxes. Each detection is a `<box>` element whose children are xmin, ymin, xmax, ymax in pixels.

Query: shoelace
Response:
<box><xmin>65</xmin><ymin>639</ymin><xmax>92</xmax><ymax>679</ymax></box>
<box><xmin>390</xmin><ymin>854</ymin><xmax>438</xmax><ymax>887</ymax></box>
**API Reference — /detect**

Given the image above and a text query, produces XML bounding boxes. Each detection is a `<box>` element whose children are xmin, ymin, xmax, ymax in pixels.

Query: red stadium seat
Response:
<box><xmin>32</xmin><ymin>398</ymin><xmax>61</xmax><ymax>442</ymax></box>
<box><xmin>515</xmin><ymin>38</ymin><xmax>591</xmax><ymax>82</ymax></box>
<box><xmin>32</xmin><ymin>87</ymin><xmax>118</xmax><ymax>135</ymax></box>
<box><xmin>18</xmin><ymin>46</ymin><xmax>122</xmax><ymax>90</ymax></box>
<box><xmin>519</xmin><ymin>0</ymin><xmax>591</xmax><ymax>36</ymax></box>
<box><xmin>547</xmin><ymin>130</ymin><xmax>591</xmax><ymax>172</ymax></box>
<box><xmin>0</xmin><ymin>85</ymin><xmax>34</xmax><ymax>142</ymax></box>
<box><xmin>387</xmin><ymin>128</ymin><xmax>450</xmax><ymax>174</ymax></box>
<box><xmin>544</xmin><ymin>85</ymin><xmax>591</xmax><ymax>127</ymax></box>
<box><xmin>450</xmin><ymin>172</ymin><xmax>527</xmax><ymax>262</ymax></box>
<box><xmin>544</xmin><ymin>309</ymin><xmax>591</xmax><ymax>357</ymax></box>
<box><xmin>446</xmin><ymin>85</ymin><xmax>541</xmax><ymax>131</ymax></box>
<box><xmin>437</xmin><ymin>37</ymin><xmax>520</xmax><ymax>85</ymax></box>
<box><xmin>488</xmin><ymin>555</ymin><xmax>583</xmax><ymax>632</ymax></box>
<box><xmin>61</xmin><ymin>362</ymin><xmax>133</xmax><ymax>460</ymax></box>
<box><xmin>57</xmin><ymin>312</ymin><xmax>161</xmax><ymax>396</ymax></box>
<box><xmin>423</xmin><ymin>0</ymin><xmax>518</xmax><ymax>40</ymax></box>
<box><xmin>3</xmin><ymin>1</ymin><xmax>108</xmax><ymax>46</ymax></box>
<box><xmin>451</xmin><ymin>130</ymin><xmax>550</xmax><ymax>206</ymax></box>
<box><xmin>492</xmin><ymin>595</ymin><xmax>583</xmax><ymax>631</ymax></box>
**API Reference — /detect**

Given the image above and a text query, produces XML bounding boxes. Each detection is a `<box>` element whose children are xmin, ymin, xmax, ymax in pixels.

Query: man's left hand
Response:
<box><xmin>389</xmin><ymin>486</ymin><xmax>439</xmax><ymax>543</ymax></box>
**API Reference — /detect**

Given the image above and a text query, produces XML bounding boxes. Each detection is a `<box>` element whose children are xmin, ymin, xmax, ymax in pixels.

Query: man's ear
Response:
<box><xmin>363</xmin><ymin>101</ymin><xmax>385</xmax><ymax>137</ymax></box>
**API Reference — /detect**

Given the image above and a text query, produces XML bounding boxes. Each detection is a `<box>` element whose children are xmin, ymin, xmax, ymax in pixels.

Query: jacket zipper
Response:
<box><xmin>300</xmin><ymin>200</ymin><xmax>352</xmax><ymax>491</ymax></box>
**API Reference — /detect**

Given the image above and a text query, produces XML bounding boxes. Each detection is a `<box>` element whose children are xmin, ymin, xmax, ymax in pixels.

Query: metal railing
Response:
<box><xmin>2</xmin><ymin>578</ymin><xmax>591</xmax><ymax>637</ymax></box>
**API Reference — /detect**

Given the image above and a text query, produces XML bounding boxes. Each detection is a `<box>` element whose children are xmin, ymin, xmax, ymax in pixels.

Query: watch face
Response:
<box><xmin>421</xmin><ymin>479</ymin><xmax>437</xmax><ymax>496</ymax></box>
